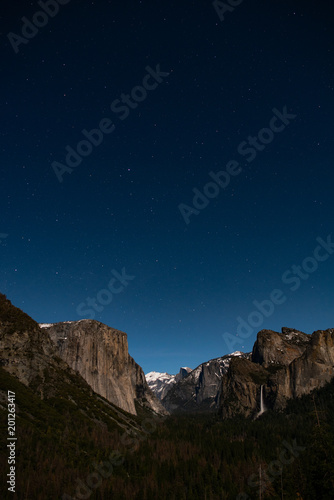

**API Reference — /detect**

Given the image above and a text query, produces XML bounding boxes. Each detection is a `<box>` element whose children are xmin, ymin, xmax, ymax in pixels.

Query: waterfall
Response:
<box><xmin>260</xmin><ymin>384</ymin><xmax>264</xmax><ymax>414</ymax></box>
<box><xmin>257</xmin><ymin>385</ymin><xmax>266</xmax><ymax>418</ymax></box>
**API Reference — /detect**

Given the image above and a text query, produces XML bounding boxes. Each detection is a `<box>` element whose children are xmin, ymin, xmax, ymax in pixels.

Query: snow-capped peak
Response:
<box><xmin>146</xmin><ymin>371</ymin><xmax>174</xmax><ymax>382</ymax></box>
<box><xmin>146</xmin><ymin>367</ymin><xmax>193</xmax><ymax>400</ymax></box>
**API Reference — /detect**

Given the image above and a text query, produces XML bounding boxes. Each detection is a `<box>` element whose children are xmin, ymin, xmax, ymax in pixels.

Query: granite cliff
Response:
<box><xmin>0</xmin><ymin>294</ymin><xmax>166</xmax><ymax>417</ymax></box>
<box><xmin>41</xmin><ymin>320</ymin><xmax>167</xmax><ymax>416</ymax></box>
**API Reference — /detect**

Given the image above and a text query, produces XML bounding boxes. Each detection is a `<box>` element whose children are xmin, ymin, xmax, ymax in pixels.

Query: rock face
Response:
<box><xmin>162</xmin><ymin>352</ymin><xmax>250</xmax><ymax>413</ymax></box>
<box><xmin>252</xmin><ymin>327</ymin><xmax>310</xmax><ymax>366</ymax></box>
<box><xmin>176</xmin><ymin>367</ymin><xmax>193</xmax><ymax>382</ymax></box>
<box><xmin>146</xmin><ymin>367</ymin><xmax>192</xmax><ymax>400</ymax></box>
<box><xmin>273</xmin><ymin>328</ymin><xmax>334</xmax><ymax>409</ymax></box>
<box><xmin>0</xmin><ymin>294</ymin><xmax>166</xmax><ymax>417</ymax></box>
<box><xmin>220</xmin><ymin>357</ymin><xmax>271</xmax><ymax>419</ymax></box>
<box><xmin>220</xmin><ymin>327</ymin><xmax>334</xmax><ymax>418</ymax></box>
<box><xmin>42</xmin><ymin>320</ymin><xmax>167</xmax><ymax>416</ymax></box>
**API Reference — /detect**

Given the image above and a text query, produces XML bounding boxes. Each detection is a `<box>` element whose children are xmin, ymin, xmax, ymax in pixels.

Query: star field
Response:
<box><xmin>1</xmin><ymin>0</ymin><xmax>333</xmax><ymax>374</ymax></box>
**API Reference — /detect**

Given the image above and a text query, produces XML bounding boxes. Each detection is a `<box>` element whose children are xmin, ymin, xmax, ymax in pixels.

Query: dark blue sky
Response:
<box><xmin>1</xmin><ymin>0</ymin><xmax>333</xmax><ymax>374</ymax></box>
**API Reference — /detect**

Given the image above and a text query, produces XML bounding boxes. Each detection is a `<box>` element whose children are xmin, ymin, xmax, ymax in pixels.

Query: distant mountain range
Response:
<box><xmin>146</xmin><ymin>328</ymin><xmax>334</xmax><ymax>418</ymax></box>
<box><xmin>1</xmin><ymin>292</ymin><xmax>333</xmax><ymax>422</ymax></box>
<box><xmin>146</xmin><ymin>351</ymin><xmax>250</xmax><ymax>413</ymax></box>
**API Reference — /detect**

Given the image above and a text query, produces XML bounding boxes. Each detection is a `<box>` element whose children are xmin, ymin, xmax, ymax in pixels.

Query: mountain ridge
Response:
<box><xmin>161</xmin><ymin>351</ymin><xmax>250</xmax><ymax>413</ymax></box>
<box><xmin>1</xmin><ymin>293</ymin><xmax>333</xmax><ymax>421</ymax></box>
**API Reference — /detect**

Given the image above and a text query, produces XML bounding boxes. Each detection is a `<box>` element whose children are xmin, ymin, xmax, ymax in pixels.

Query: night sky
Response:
<box><xmin>1</xmin><ymin>1</ymin><xmax>333</xmax><ymax>375</ymax></box>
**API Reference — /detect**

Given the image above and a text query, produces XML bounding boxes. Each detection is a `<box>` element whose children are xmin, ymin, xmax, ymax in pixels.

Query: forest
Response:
<box><xmin>1</xmin><ymin>364</ymin><xmax>333</xmax><ymax>500</ymax></box>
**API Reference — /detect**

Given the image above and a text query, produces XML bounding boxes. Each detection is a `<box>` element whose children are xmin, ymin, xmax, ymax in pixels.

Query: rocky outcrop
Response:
<box><xmin>42</xmin><ymin>320</ymin><xmax>168</xmax><ymax>416</ymax></box>
<box><xmin>162</xmin><ymin>352</ymin><xmax>250</xmax><ymax>413</ymax></box>
<box><xmin>175</xmin><ymin>367</ymin><xmax>193</xmax><ymax>382</ymax></box>
<box><xmin>220</xmin><ymin>327</ymin><xmax>334</xmax><ymax>418</ymax></box>
<box><xmin>252</xmin><ymin>327</ymin><xmax>310</xmax><ymax>366</ymax></box>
